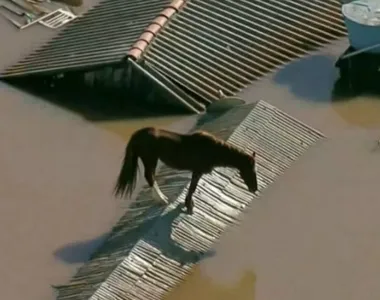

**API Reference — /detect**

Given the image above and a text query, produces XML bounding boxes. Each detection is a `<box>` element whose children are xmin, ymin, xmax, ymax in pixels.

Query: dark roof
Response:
<box><xmin>0</xmin><ymin>0</ymin><xmax>170</xmax><ymax>78</ymax></box>
<box><xmin>141</xmin><ymin>0</ymin><xmax>346</xmax><ymax>103</ymax></box>
<box><xmin>0</xmin><ymin>0</ymin><xmax>347</xmax><ymax>114</ymax></box>
<box><xmin>54</xmin><ymin>100</ymin><xmax>325</xmax><ymax>300</ymax></box>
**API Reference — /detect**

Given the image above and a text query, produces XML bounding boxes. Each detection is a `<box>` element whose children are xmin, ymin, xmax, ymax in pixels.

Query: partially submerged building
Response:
<box><xmin>4</xmin><ymin>1</ymin><xmax>375</xmax><ymax>300</ymax></box>
<box><xmin>0</xmin><ymin>0</ymin><xmax>346</xmax><ymax>114</ymax></box>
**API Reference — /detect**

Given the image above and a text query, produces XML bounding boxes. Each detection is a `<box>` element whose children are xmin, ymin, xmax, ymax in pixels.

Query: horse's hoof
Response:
<box><xmin>179</xmin><ymin>260</ymin><xmax>186</xmax><ymax>266</ymax></box>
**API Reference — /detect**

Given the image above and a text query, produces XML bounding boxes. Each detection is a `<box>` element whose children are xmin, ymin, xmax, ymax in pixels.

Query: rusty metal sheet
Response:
<box><xmin>54</xmin><ymin>100</ymin><xmax>324</xmax><ymax>300</ymax></box>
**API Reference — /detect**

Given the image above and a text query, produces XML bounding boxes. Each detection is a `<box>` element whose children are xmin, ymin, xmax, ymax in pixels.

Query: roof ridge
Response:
<box><xmin>127</xmin><ymin>0</ymin><xmax>187</xmax><ymax>61</ymax></box>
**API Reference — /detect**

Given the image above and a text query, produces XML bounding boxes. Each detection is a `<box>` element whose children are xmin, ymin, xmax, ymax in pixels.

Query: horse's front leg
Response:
<box><xmin>185</xmin><ymin>172</ymin><xmax>202</xmax><ymax>215</ymax></box>
<box><xmin>142</xmin><ymin>156</ymin><xmax>168</xmax><ymax>205</ymax></box>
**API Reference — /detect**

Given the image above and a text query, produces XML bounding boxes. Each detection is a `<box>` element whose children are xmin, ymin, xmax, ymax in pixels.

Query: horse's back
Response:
<box><xmin>137</xmin><ymin>127</ymin><xmax>184</xmax><ymax>149</ymax></box>
<box><xmin>148</xmin><ymin>129</ymin><xmax>209</xmax><ymax>169</ymax></box>
<box><xmin>129</xmin><ymin>127</ymin><xmax>162</xmax><ymax>153</ymax></box>
<box><xmin>132</xmin><ymin>127</ymin><xmax>226</xmax><ymax>171</ymax></box>
<box><xmin>132</xmin><ymin>127</ymin><xmax>173</xmax><ymax>143</ymax></box>
<box><xmin>133</xmin><ymin>127</ymin><xmax>214</xmax><ymax>141</ymax></box>
<box><xmin>188</xmin><ymin>131</ymin><xmax>222</xmax><ymax>148</ymax></box>
<box><xmin>133</xmin><ymin>126</ymin><xmax>157</xmax><ymax>137</ymax></box>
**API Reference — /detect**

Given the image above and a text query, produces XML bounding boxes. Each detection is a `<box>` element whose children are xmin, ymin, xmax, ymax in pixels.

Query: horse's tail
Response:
<box><xmin>114</xmin><ymin>136</ymin><xmax>139</xmax><ymax>198</ymax></box>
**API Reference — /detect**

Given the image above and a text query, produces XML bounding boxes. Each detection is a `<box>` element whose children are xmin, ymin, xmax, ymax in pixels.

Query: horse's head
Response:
<box><xmin>239</xmin><ymin>151</ymin><xmax>258</xmax><ymax>194</ymax></box>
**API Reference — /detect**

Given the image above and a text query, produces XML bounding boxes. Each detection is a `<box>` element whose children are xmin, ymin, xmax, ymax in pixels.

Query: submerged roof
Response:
<box><xmin>141</xmin><ymin>0</ymin><xmax>347</xmax><ymax>104</ymax></box>
<box><xmin>0</xmin><ymin>0</ymin><xmax>347</xmax><ymax>115</ymax></box>
<box><xmin>0</xmin><ymin>0</ymin><xmax>170</xmax><ymax>77</ymax></box>
<box><xmin>54</xmin><ymin>100</ymin><xmax>324</xmax><ymax>300</ymax></box>
<box><xmin>1</xmin><ymin>0</ymin><xmax>345</xmax><ymax>88</ymax></box>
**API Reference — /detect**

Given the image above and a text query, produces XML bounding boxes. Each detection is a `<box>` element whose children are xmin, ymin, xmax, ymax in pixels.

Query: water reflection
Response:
<box><xmin>271</xmin><ymin>52</ymin><xmax>380</xmax><ymax>129</ymax></box>
<box><xmin>273</xmin><ymin>54</ymin><xmax>337</xmax><ymax>103</ymax></box>
<box><xmin>164</xmin><ymin>266</ymin><xmax>256</xmax><ymax>300</ymax></box>
<box><xmin>332</xmin><ymin>78</ymin><xmax>380</xmax><ymax>128</ymax></box>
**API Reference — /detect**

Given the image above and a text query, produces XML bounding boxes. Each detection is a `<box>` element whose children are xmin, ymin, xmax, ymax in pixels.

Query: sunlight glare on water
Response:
<box><xmin>163</xmin><ymin>265</ymin><xmax>256</xmax><ymax>300</ymax></box>
<box><xmin>332</xmin><ymin>95</ymin><xmax>380</xmax><ymax>128</ymax></box>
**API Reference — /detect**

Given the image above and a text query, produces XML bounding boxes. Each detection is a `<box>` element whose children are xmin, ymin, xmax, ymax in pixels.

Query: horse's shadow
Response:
<box><xmin>54</xmin><ymin>204</ymin><xmax>215</xmax><ymax>267</ymax></box>
<box><xmin>54</xmin><ymin>233</ymin><xmax>110</xmax><ymax>264</ymax></box>
<box><xmin>143</xmin><ymin>204</ymin><xmax>216</xmax><ymax>265</ymax></box>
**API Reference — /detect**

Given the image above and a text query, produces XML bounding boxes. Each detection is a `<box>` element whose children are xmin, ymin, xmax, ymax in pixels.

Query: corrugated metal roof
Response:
<box><xmin>142</xmin><ymin>0</ymin><xmax>346</xmax><ymax>104</ymax></box>
<box><xmin>54</xmin><ymin>100</ymin><xmax>325</xmax><ymax>300</ymax></box>
<box><xmin>0</xmin><ymin>0</ymin><xmax>170</xmax><ymax>78</ymax></box>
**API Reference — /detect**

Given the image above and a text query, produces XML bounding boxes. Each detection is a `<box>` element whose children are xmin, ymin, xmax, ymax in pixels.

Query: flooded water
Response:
<box><xmin>163</xmin><ymin>265</ymin><xmax>256</xmax><ymax>300</ymax></box>
<box><xmin>333</xmin><ymin>96</ymin><xmax>380</xmax><ymax>128</ymax></box>
<box><xmin>332</xmin><ymin>95</ymin><xmax>380</xmax><ymax>128</ymax></box>
<box><xmin>96</xmin><ymin>115</ymin><xmax>186</xmax><ymax>142</ymax></box>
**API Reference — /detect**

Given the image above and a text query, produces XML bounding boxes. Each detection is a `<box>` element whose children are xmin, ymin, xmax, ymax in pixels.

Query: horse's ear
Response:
<box><xmin>252</xmin><ymin>151</ymin><xmax>256</xmax><ymax>158</ymax></box>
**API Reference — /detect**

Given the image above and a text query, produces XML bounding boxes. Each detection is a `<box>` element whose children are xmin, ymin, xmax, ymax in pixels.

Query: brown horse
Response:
<box><xmin>114</xmin><ymin>127</ymin><xmax>258</xmax><ymax>214</ymax></box>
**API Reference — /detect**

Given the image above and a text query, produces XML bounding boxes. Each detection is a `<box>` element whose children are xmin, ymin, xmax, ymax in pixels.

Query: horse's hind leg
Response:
<box><xmin>141</xmin><ymin>155</ymin><xmax>168</xmax><ymax>205</ymax></box>
<box><xmin>185</xmin><ymin>172</ymin><xmax>202</xmax><ymax>215</ymax></box>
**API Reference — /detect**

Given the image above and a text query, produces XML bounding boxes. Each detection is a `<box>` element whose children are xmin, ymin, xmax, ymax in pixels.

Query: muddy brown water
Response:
<box><xmin>332</xmin><ymin>95</ymin><xmax>380</xmax><ymax>128</ymax></box>
<box><xmin>97</xmin><ymin>115</ymin><xmax>187</xmax><ymax>142</ymax></box>
<box><xmin>163</xmin><ymin>265</ymin><xmax>256</xmax><ymax>300</ymax></box>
